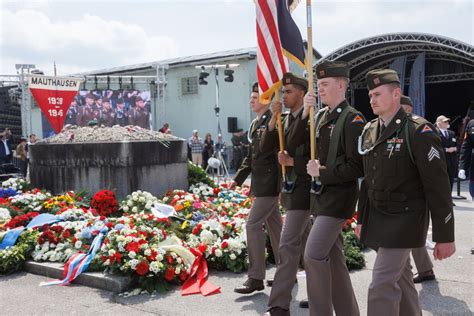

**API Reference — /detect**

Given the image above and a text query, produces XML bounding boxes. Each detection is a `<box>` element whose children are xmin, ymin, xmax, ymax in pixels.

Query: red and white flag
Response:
<box><xmin>28</xmin><ymin>75</ymin><xmax>82</xmax><ymax>133</ymax></box>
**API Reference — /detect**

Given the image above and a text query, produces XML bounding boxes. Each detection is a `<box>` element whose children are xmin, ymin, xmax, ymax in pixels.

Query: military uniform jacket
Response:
<box><xmin>128</xmin><ymin>107</ymin><xmax>150</xmax><ymax>129</ymax></box>
<box><xmin>460</xmin><ymin>119</ymin><xmax>474</xmax><ymax>180</ymax></box>
<box><xmin>76</xmin><ymin>105</ymin><xmax>97</xmax><ymax>127</ymax></box>
<box><xmin>234</xmin><ymin>110</ymin><xmax>280</xmax><ymax>197</ymax></box>
<box><xmin>296</xmin><ymin>100</ymin><xmax>365</xmax><ymax>219</ymax></box>
<box><xmin>100</xmin><ymin>109</ymin><xmax>116</xmax><ymax>127</ymax></box>
<box><xmin>359</xmin><ymin>108</ymin><xmax>455</xmax><ymax>248</ymax></box>
<box><xmin>261</xmin><ymin>107</ymin><xmax>311</xmax><ymax>210</ymax></box>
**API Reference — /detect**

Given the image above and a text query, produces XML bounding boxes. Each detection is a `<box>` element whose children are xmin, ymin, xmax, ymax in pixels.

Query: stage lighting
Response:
<box><xmin>199</xmin><ymin>67</ymin><xmax>209</xmax><ymax>85</ymax></box>
<box><xmin>224</xmin><ymin>66</ymin><xmax>234</xmax><ymax>82</ymax></box>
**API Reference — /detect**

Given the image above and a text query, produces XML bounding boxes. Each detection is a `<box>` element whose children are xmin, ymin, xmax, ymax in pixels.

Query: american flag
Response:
<box><xmin>256</xmin><ymin>0</ymin><xmax>305</xmax><ymax>103</ymax></box>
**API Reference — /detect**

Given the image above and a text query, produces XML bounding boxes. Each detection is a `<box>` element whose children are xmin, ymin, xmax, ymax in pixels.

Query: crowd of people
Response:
<box><xmin>1</xmin><ymin>131</ymin><xmax>38</xmax><ymax>177</ymax></box>
<box><xmin>227</xmin><ymin>62</ymin><xmax>472</xmax><ymax>316</ymax></box>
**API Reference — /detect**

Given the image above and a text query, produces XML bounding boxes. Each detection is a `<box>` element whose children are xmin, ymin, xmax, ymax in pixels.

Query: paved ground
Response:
<box><xmin>1</xmin><ymin>183</ymin><xmax>473</xmax><ymax>315</ymax></box>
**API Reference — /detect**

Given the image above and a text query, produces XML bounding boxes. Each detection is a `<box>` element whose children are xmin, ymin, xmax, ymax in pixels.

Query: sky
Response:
<box><xmin>1</xmin><ymin>0</ymin><xmax>472</xmax><ymax>76</ymax></box>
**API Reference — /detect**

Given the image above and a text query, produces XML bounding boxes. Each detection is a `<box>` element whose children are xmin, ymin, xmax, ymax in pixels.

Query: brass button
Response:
<box><xmin>371</xmin><ymin>179</ymin><xmax>376</xmax><ymax>184</ymax></box>
<box><xmin>373</xmin><ymin>152</ymin><xmax>378</xmax><ymax>157</ymax></box>
<box><xmin>372</xmin><ymin>165</ymin><xmax>377</xmax><ymax>170</ymax></box>
<box><xmin>405</xmin><ymin>207</ymin><xmax>409</xmax><ymax>211</ymax></box>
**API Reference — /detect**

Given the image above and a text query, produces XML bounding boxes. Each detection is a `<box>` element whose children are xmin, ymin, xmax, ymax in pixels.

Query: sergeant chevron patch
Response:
<box><xmin>427</xmin><ymin>146</ymin><xmax>440</xmax><ymax>161</ymax></box>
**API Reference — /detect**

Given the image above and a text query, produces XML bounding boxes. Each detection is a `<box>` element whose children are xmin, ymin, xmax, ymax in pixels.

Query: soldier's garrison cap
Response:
<box><xmin>252</xmin><ymin>82</ymin><xmax>259</xmax><ymax>93</ymax></box>
<box><xmin>366</xmin><ymin>69</ymin><xmax>400</xmax><ymax>90</ymax></box>
<box><xmin>316</xmin><ymin>61</ymin><xmax>350</xmax><ymax>79</ymax></box>
<box><xmin>282</xmin><ymin>72</ymin><xmax>308</xmax><ymax>93</ymax></box>
<box><xmin>400</xmin><ymin>95</ymin><xmax>413</xmax><ymax>107</ymax></box>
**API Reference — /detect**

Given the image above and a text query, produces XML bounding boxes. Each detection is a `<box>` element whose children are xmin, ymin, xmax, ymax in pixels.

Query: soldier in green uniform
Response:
<box><xmin>261</xmin><ymin>73</ymin><xmax>311</xmax><ymax>316</ymax></box>
<box><xmin>356</xmin><ymin>69</ymin><xmax>456</xmax><ymax>316</ymax></box>
<box><xmin>303</xmin><ymin>61</ymin><xmax>363</xmax><ymax>315</ymax></box>
<box><xmin>232</xmin><ymin>83</ymin><xmax>283</xmax><ymax>294</ymax></box>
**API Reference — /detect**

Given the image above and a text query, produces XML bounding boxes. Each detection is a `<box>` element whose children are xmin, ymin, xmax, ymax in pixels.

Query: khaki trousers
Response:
<box><xmin>268</xmin><ymin>210</ymin><xmax>311</xmax><ymax>310</ymax></box>
<box><xmin>368</xmin><ymin>248</ymin><xmax>421</xmax><ymax>316</ymax></box>
<box><xmin>246</xmin><ymin>196</ymin><xmax>282</xmax><ymax>280</ymax></box>
<box><xmin>191</xmin><ymin>153</ymin><xmax>203</xmax><ymax>167</ymax></box>
<box><xmin>411</xmin><ymin>246</ymin><xmax>433</xmax><ymax>273</ymax></box>
<box><xmin>304</xmin><ymin>216</ymin><xmax>359</xmax><ymax>316</ymax></box>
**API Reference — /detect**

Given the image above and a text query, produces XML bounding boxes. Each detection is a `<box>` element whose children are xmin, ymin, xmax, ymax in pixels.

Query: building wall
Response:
<box><xmin>163</xmin><ymin>57</ymin><xmax>256</xmax><ymax>142</ymax></box>
<box><xmin>27</xmin><ymin>53</ymin><xmax>307</xmax><ymax>143</ymax></box>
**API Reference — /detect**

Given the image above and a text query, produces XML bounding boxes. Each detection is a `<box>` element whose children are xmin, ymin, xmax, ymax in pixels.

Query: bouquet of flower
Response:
<box><xmin>33</xmin><ymin>224</ymin><xmax>76</xmax><ymax>262</ymax></box>
<box><xmin>1</xmin><ymin>177</ymin><xmax>31</xmax><ymax>193</ymax></box>
<box><xmin>0</xmin><ymin>229</ymin><xmax>40</xmax><ymax>274</ymax></box>
<box><xmin>120</xmin><ymin>191</ymin><xmax>158</xmax><ymax>214</ymax></box>
<box><xmin>90</xmin><ymin>190</ymin><xmax>119</xmax><ymax>217</ymax></box>
<box><xmin>0</xmin><ymin>188</ymin><xmax>19</xmax><ymax>199</ymax></box>
<box><xmin>42</xmin><ymin>191</ymin><xmax>77</xmax><ymax>214</ymax></box>
<box><xmin>9</xmin><ymin>189</ymin><xmax>52</xmax><ymax>214</ymax></box>
<box><xmin>0</xmin><ymin>207</ymin><xmax>11</xmax><ymax>225</ymax></box>
<box><xmin>186</xmin><ymin>216</ymin><xmax>248</xmax><ymax>272</ymax></box>
<box><xmin>189</xmin><ymin>182</ymin><xmax>218</xmax><ymax>199</ymax></box>
<box><xmin>98</xmin><ymin>221</ymin><xmax>194</xmax><ymax>292</ymax></box>
<box><xmin>161</xmin><ymin>190</ymin><xmax>212</xmax><ymax>220</ymax></box>
<box><xmin>3</xmin><ymin>212</ymin><xmax>39</xmax><ymax>229</ymax></box>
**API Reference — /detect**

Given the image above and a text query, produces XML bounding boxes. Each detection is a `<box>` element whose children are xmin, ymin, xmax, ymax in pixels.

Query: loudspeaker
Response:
<box><xmin>228</xmin><ymin>117</ymin><xmax>238</xmax><ymax>133</ymax></box>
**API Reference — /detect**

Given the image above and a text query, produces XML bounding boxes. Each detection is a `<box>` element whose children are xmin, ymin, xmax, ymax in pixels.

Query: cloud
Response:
<box><xmin>0</xmin><ymin>9</ymin><xmax>179</xmax><ymax>75</ymax></box>
<box><xmin>291</xmin><ymin>0</ymin><xmax>472</xmax><ymax>55</ymax></box>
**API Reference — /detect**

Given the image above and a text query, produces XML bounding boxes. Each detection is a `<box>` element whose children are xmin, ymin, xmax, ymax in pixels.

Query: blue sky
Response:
<box><xmin>1</xmin><ymin>0</ymin><xmax>472</xmax><ymax>75</ymax></box>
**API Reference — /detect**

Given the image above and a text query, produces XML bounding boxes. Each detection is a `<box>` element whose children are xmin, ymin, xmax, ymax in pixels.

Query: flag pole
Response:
<box><xmin>274</xmin><ymin>92</ymin><xmax>286</xmax><ymax>179</ymax></box>
<box><xmin>306</xmin><ymin>0</ymin><xmax>315</xmax><ymax>161</ymax></box>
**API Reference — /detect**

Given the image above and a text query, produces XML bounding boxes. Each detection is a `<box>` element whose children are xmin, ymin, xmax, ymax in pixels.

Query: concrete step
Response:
<box><xmin>24</xmin><ymin>260</ymin><xmax>134</xmax><ymax>293</ymax></box>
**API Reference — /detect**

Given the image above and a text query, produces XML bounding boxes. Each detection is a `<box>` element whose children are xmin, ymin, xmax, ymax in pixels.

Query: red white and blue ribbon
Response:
<box><xmin>40</xmin><ymin>227</ymin><xmax>108</xmax><ymax>286</ymax></box>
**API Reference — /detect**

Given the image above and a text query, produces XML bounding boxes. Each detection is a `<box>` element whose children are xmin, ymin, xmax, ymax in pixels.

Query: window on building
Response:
<box><xmin>181</xmin><ymin>77</ymin><xmax>198</xmax><ymax>95</ymax></box>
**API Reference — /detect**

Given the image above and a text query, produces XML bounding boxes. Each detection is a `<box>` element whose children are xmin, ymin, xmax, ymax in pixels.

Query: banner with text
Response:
<box><xmin>28</xmin><ymin>75</ymin><xmax>82</xmax><ymax>133</ymax></box>
<box><xmin>390</xmin><ymin>55</ymin><xmax>407</xmax><ymax>94</ymax></box>
<box><xmin>40</xmin><ymin>88</ymin><xmax>152</xmax><ymax>138</ymax></box>
<box><xmin>408</xmin><ymin>53</ymin><xmax>426</xmax><ymax>117</ymax></box>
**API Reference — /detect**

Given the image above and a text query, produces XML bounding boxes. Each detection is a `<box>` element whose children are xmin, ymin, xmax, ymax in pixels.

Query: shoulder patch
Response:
<box><xmin>351</xmin><ymin>114</ymin><xmax>364</xmax><ymax>124</ymax></box>
<box><xmin>420</xmin><ymin>124</ymin><xmax>433</xmax><ymax>134</ymax></box>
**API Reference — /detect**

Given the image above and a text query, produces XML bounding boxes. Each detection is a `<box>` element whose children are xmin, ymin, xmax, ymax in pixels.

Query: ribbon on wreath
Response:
<box><xmin>181</xmin><ymin>246</ymin><xmax>220</xmax><ymax>296</ymax></box>
<box><xmin>40</xmin><ymin>227</ymin><xmax>108</xmax><ymax>286</ymax></box>
<box><xmin>0</xmin><ymin>214</ymin><xmax>63</xmax><ymax>250</ymax></box>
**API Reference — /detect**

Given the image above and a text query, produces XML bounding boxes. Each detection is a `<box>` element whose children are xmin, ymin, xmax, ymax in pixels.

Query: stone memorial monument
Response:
<box><xmin>29</xmin><ymin>125</ymin><xmax>188</xmax><ymax>199</ymax></box>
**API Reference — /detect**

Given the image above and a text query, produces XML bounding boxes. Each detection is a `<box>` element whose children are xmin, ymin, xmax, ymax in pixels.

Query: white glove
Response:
<box><xmin>458</xmin><ymin>169</ymin><xmax>466</xmax><ymax>180</ymax></box>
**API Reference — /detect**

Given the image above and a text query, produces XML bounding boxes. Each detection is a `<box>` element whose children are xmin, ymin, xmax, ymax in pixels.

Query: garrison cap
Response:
<box><xmin>400</xmin><ymin>95</ymin><xmax>413</xmax><ymax>107</ymax></box>
<box><xmin>316</xmin><ymin>61</ymin><xmax>350</xmax><ymax>79</ymax></box>
<box><xmin>282</xmin><ymin>72</ymin><xmax>308</xmax><ymax>93</ymax></box>
<box><xmin>366</xmin><ymin>69</ymin><xmax>400</xmax><ymax>90</ymax></box>
<box><xmin>252</xmin><ymin>82</ymin><xmax>259</xmax><ymax>93</ymax></box>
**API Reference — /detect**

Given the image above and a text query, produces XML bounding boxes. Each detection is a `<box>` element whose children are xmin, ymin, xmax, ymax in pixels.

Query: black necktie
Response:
<box><xmin>379</xmin><ymin>124</ymin><xmax>385</xmax><ymax>138</ymax></box>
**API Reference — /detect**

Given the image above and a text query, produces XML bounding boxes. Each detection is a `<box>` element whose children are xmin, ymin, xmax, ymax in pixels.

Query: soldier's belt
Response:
<box><xmin>368</xmin><ymin>189</ymin><xmax>424</xmax><ymax>202</ymax></box>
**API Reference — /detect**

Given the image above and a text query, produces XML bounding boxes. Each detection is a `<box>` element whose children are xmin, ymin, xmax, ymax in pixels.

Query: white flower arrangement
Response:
<box><xmin>1</xmin><ymin>177</ymin><xmax>30</xmax><ymax>192</ymax></box>
<box><xmin>121</xmin><ymin>190</ymin><xmax>159</xmax><ymax>214</ymax></box>
<box><xmin>0</xmin><ymin>208</ymin><xmax>11</xmax><ymax>223</ymax></box>
<box><xmin>189</xmin><ymin>182</ymin><xmax>214</xmax><ymax>198</ymax></box>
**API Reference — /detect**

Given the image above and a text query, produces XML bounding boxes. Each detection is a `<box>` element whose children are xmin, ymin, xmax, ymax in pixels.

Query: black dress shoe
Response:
<box><xmin>266</xmin><ymin>279</ymin><xmax>297</xmax><ymax>287</ymax></box>
<box><xmin>299</xmin><ymin>299</ymin><xmax>309</xmax><ymax>308</ymax></box>
<box><xmin>263</xmin><ymin>307</ymin><xmax>290</xmax><ymax>316</ymax></box>
<box><xmin>413</xmin><ymin>269</ymin><xmax>436</xmax><ymax>283</ymax></box>
<box><xmin>234</xmin><ymin>278</ymin><xmax>264</xmax><ymax>294</ymax></box>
